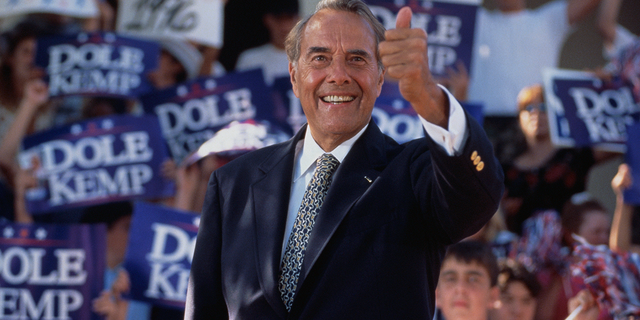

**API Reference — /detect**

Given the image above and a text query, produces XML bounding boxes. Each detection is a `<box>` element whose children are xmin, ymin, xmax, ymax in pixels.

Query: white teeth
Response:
<box><xmin>322</xmin><ymin>96</ymin><xmax>354</xmax><ymax>103</ymax></box>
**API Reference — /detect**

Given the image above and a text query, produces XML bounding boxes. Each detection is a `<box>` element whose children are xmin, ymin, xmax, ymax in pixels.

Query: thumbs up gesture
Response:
<box><xmin>379</xmin><ymin>7</ymin><xmax>448</xmax><ymax>128</ymax></box>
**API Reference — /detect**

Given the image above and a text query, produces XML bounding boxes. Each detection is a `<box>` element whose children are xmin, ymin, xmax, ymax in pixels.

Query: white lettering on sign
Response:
<box><xmin>369</xmin><ymin>5</ymin><xmax>463</xmax><ymax>74</ymax></box>
<box><xmin>0</xmin><ymin>248</ymin><xmax>87</xmax><ymax>286</ymax></box>
<box><xmin>144</xmin><ymin>223</ymin><xmax>196</xmax><ymax>301</ymax></box>
<box><xmin>46</xmin><ymin>43</ymin><xmax>145</xmax><ymax>96</ymax></box>
<box><xmin>372</xmin><ymin>106</ymin><xmax>424</xmax><ymax>142</ymax></box>
<box><xmin>569</xmin><ymin>86</ymin><xmax>640</xmax><ymax>142</ymax></box>
<box><xmin>0</xmin><ymin>288</ymin><xmax>83</xmax><ymax>320</ymax></box>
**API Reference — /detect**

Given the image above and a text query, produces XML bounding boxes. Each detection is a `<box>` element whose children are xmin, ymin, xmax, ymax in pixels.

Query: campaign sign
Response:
<box><xmin>116</xmin><ymin>0</ymin><xmax>224</xmax><ymax>48</ymax></box>
<box><xmin>365</xmin><ymin>0</ymin><xmax>480</xmax><ymax>78</ymax></box>
<box><xmin>271</xmin><ymin>75</ymin><xmax>308</xmax><ymax>136</ymax></box>
<box><xmin>624</xmin><ymin>123</ymin><xmax>640</xmax><ymax>205</ymax></box>
<box><xmin>35</xmin><ymin>32</ymin><xmax>159</xmax><ymax>98</ymax></box>
<box><xmin>374</xmin><ymin>82</ymin><xmax>425</xmax><ymax>143</ymax></box>
<box><xmin>0</xmin><ymin>0</ymin><xmax>97</xmax><ymax>18</ymax></box>
<box><xmin>123</xmin><ymin>202</ymin><xmax>199</xmax><ymax>309</ymax></box>
<box><xmin>141</xmin><ymin>69</ymin><xmax>277</xmax><ymax>162</ymax></box>
<box><xmin>19</xmin><ymin>115</ymin><xmax>174</xmax><ymax>214</ymax></box>
<box><xmin>0</xmin><ymin>222</ymin><xmax>106</xmax><ymax>320</ymax></box>
<box><xmin>543</xmin><ymin>69</ymin><xmax>640</xmax><ymax>152</ymax></box>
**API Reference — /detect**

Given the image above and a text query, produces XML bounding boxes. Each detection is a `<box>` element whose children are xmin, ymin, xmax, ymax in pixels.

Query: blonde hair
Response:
<box><xmin>516</xmin><ymin>84</ymin><xmax>544</xmax><ymax>112</ymax></box>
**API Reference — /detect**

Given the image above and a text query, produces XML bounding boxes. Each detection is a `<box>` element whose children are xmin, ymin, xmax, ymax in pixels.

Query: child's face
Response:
<box><xmin>436</xmin><ymin>258</ymin><xmax>497</xmax><ymax>320</ymax></box>
<box><xmin>493</xmin><ymin>281</ymin><xmax>537</xmax><ymax>320</ymax></box>
<box><xmin>578</xmin><ymin>210</ymin><xmax>610</xmax><ymax>246</ymax></box>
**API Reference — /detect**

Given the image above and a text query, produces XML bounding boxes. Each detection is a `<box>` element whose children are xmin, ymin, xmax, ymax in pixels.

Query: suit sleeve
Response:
<box><xmin>417</xmin><ymin>111</ymin><xmax>504</xmax><ymax>244</ymax></box>
<box><xmin>184</xmin><ymin>172</ymin><xmax>228</xmax><ymax>319</ymax></box>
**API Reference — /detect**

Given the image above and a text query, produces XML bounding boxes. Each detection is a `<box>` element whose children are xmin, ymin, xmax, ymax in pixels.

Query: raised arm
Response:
<box><xmin>567</xmin><ymin>0</ymin><xmax>603</xmax><ymax>26</ymax></box>
<box><xmin>0</xmin><ymin>79</ymin><xmax>49</xmax><ymax>185</ymax></box>
<box><xmin>609</xmin><ymin>163</ymin><xmax>640</xmax><ymax>254</ymax></box>
<box><xmin>379</xmin><ymin>7</ymin><xmax>448</xmax><ymax>129</ymax></box>
<box><xmin>595</xmin><ymin>0</ymin><xmax>623</xmax><ymax>48</ymax></box>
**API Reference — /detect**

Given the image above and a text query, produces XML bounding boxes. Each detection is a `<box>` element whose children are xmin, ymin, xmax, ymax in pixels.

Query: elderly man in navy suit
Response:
<box><xmin>185</xmin><ymin>0</ymin><xmax>503</xmax><ymax>319</ymax></box>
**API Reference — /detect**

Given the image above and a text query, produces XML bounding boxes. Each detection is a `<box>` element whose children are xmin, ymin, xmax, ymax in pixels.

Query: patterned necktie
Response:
<box><xmin>279</xmin><ymin>153</ymin><xmax>340</xmax><ymax>311</ymax></box>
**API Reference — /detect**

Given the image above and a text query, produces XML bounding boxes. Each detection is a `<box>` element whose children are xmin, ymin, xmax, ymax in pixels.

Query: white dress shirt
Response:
<box><xmin>281</xmin><ymin>86</ymin><xmax>468</xmax><ymax>258</ymax></box>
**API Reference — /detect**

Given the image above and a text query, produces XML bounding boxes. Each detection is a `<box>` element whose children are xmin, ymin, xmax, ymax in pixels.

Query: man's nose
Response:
<box><xmin>326</xmin><ymin>59</ymin><xmax>351</xmax><ymax>85</ymax></box>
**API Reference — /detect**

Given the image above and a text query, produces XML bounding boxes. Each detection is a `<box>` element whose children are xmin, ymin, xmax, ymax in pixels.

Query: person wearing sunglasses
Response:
<box><xmin>500</xmin><ymin>84</ymin><xmax>615</xmax><ymax>236</ymax></box>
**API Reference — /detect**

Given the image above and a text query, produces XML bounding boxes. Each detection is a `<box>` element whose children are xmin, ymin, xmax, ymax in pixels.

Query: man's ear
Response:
<box><xmin>289</xmin><ymin>62</ymin><xmax>300</xmax><ymax>98</ymax></box>
<box><xmin>435</xmin><ymin>286</ymin><xmax>442</xmax><ymax>308</ymax></box>
<box><xmin>376</xmin><ymin>67</ymin><xmax>385</xmax><ymax>97</ymax></box>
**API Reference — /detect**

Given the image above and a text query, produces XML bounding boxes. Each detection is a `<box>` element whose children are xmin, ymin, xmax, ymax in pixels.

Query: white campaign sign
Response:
<box><xmin>0</xmin><ymin>0</ymin><xmax>98</xmax><ymax>18</ymax></box>
<box><xmin>116</xmin><ymin>0</ymin><xmax>224</xmax><ymax>48</ymax></box>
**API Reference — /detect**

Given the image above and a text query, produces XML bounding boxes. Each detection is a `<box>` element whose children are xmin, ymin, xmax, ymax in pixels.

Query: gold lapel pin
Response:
<box><xmin>364</xmin><ymin>176</ymin><xmax>372</xmax><ymax>183</ymax></box>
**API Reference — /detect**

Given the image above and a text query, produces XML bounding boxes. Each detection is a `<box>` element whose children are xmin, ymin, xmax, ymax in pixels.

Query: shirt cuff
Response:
<box><xmin>418</xmin><ymin>84</ymin><xmax>468</xmax><ymax>156</ymax></box>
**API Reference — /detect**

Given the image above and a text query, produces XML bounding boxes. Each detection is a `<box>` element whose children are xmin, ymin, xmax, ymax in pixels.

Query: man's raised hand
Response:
<box><xmin>379</xmin><ymin>7</ymin><xmax>448</xmax><ymax>128</ymax></box>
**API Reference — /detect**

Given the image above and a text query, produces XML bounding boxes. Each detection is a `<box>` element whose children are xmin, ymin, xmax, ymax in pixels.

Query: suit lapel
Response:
<box><xmin>251</xmin><ymin>128</ymin><xmax>304</xmax><ymax>317</ymax></box>
<box><xmin>298</xmin><ymin>122</ymin><xmax>391</xmax><ymax>285</ymax></box>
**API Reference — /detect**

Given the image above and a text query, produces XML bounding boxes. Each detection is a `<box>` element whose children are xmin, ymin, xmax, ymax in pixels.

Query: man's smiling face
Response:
<box><xmin>289</xmin><ymin>9</ymin><xmax>384</xmax><ymax>150</ymax></box>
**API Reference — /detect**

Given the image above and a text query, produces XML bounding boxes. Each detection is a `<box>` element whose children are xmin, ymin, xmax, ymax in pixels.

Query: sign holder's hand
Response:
<box><xmin>379</xmin><ymin>7</ymin><xmax>449</xmax><ymax>129</ymax></box>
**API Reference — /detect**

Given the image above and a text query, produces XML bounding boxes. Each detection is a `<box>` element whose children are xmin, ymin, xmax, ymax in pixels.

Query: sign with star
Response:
<box><xmin>19</xmin><ymin>114</ymin><xmax>174</xmax><ymax>214</ymax></box>
<box><xmin>0</xmin><ymin>222</ymin><xmax>106</xmax><ymax>320</ymax></box>
<box><xmin>140</xmin><ymin>69</ymin><xmax>280</xmax><ymax>162</ymax></box>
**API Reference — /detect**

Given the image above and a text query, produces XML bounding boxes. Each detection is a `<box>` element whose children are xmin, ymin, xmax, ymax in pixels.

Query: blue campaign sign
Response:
<box><xmin>123</xmin><ymin>202</ymin><xmax>199</xmax><ymax>309</ymax></box>
<box><xmin>140</xmin><ymin>69</ymin><xmax>278</xmax><ymax>162</ymax></box>
<box><xmin>625</xmin><ymin>123</ymin><xmax>640</xmax><ymax>205</ymax></box>
<box><xmin>35</xmin><ymin>32</ymin><xmax>159</xmax><ymax>98</ymax></box>
<box><xmin>0</xmin><ymin>222</ymin><xmax>106</xmax><ymax>320</ymax></box>
<box><xmin>365</xmin><ymin>0</ymin><xmax>480</xmax><ymax>78</ymax></box>
<box><xmin>271</xmin><ymin>75</ymin><xmax>307</xmax><ymax>136</ymax></box>
<box><xmin>19</xmin><ymin>115</ymin><xmax>174</xmax><ymax>214</ymax></box>
<box><xmin>374</xmin><ymin>81</ymin><xmax>425</xmax><ymax>144</ymax></box>
<box><xmin>543</xmin><ymin>69</ymin><xmax>640</xmax><ymax>152</ymax></box>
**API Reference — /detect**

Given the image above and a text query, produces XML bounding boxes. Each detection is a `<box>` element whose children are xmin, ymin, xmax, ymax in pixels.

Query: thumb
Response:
<box><xmin>396</xmin><ymin>6</ymin><xmax>412</xmax><ymax>29</ymax></box>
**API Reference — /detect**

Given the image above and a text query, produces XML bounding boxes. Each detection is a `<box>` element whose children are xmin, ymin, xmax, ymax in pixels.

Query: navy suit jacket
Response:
<box><xmin>185</xmin><ymin>114</ymin><xmax>503</xmax><ymax>319</ymax></box>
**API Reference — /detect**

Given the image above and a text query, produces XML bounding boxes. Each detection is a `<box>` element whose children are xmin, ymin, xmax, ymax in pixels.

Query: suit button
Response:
<box><xmin>473</xmin><ymin>156</ymin><xmax>481</xmax><ymax>165</ymax></box>
<box><xmin>471</xmin><ymin>151</ymin><xmax>478</xmax><ymax>161</ymax></box>
<box><xmin>476</xmin><ymin>161</ymin><xmax>485</xmax><ymax>171</ymax></box>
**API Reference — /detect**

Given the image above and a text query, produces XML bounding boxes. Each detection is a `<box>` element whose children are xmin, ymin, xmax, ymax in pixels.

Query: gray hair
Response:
<box><xmin>284</xmin><ymin>0</ymin><xmax>386</xmax><ymax>70</ymax></box>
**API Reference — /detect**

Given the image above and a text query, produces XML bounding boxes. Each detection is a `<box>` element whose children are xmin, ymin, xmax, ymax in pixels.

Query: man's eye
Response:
<box><xmin>313</xmin><ymin>56</ymin><xmax>327</xmax><ymax>61</ymax></box>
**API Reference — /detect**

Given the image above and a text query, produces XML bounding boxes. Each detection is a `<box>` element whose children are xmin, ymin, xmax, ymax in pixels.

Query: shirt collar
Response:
<box><xmin>293</xmin><ymin>124</ymin><xmax>368</xmax><ymax>182</ymax></box>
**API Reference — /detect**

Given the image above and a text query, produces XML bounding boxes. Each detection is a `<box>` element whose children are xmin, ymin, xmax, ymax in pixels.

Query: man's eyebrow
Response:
<box><xmin>306</xmin><ymin>46</ymin><xmax>331</xmax><ymax>56</ymax></box>
<box><xmin>347</xmin><ymin>49</ymin><xmax>371</xmax><ymax>58</ymax></box>
<box><xmin>305</xmin><ymin>47</ymin><xmax>372</xmax><ymax>59</ymax></box>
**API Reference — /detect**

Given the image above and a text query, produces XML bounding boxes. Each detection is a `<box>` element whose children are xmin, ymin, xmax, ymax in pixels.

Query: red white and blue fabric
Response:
<box><xmin>515</xmin><ymin>210</ymin><xmax>569</xmax><ymax>273</ymax></box>
<box><xmin>570</xmin><ymin>241</ymin><xmax>640</xmax><ymax>319</ymax></box>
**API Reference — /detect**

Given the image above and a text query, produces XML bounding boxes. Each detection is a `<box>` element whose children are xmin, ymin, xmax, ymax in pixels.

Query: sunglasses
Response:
<box><xmin>523</xmin><ymin>103</ymin><xmax>546</xmax><ymax>113</ymax></box>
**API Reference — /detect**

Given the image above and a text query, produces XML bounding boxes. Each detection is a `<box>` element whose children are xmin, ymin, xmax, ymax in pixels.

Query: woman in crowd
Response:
<box><xmin>0</xmin><ymin>21</ymin><xmax>54</xmax><ymax>219</ymax></box>
<box><xmin>500</xmin><ymin>84</ymin><xmax>614</xmax><ymax>235</ymax></box>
